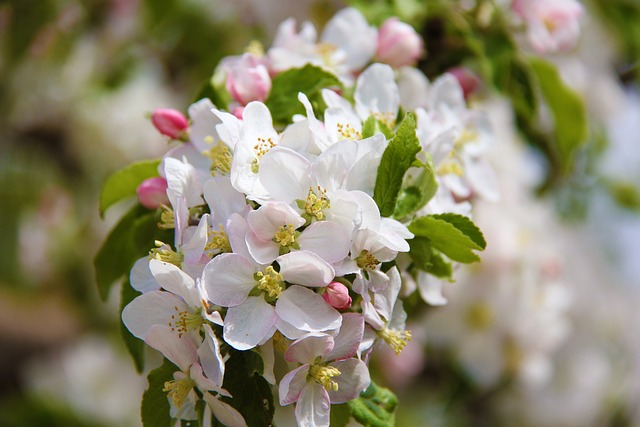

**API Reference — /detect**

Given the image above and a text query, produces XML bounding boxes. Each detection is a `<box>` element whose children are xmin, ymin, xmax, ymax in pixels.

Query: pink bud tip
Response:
<box><xmin>136</xmin><ymin>177</ymin><xmax>169</xmax><ymax>209</ymax></box>
<box><xmin>447</xmin><ymin>67</ymin><xmax>481</xmax><ymax>99</ymax></box>
<box><xmin>151</xmin><ymin>108</ymin><xmax>189</xmax><ymax>139</ymax></box>
<box><xmin>376</xmin><ymin>18</ymin><xmax>424</xmax><ymax>68</ymax></box>
<box><xmin>323</xmin><ymin>282</ymin><xmax>352</xmax><ymax>310</ymax></box>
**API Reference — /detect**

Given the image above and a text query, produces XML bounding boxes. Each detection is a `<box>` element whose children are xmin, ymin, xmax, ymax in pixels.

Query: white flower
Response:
<box><xmin>279</xmin><ymin>314</ymin><xmax>371</xmax><ymax>427</ymax></box>
<box><xmin>202</xmin><ymin>251</ymin><xmax>342</xmax><ymax>350</ymax></box>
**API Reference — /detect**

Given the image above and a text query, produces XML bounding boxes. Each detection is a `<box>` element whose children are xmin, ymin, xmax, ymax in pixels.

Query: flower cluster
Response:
<box><xmin>115</xmin><ymin>7</ymin><xmax>497</xmax><ymax>427</ymax></box>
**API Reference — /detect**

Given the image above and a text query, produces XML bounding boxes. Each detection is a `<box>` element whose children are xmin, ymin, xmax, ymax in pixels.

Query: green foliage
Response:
<box><xmin>373</xmin><ymin>112</ymin><xmax>422</xmax><ymax>217</ymax></box>
<box><xmin>393</xmin><ymin>159</ymin><xmax>438</xmax><ymax>219</ymax></box>
<box><xmin>348</xmin><ymin>381</ymin><xmax>398</xmax><ymax>427</ymax></box>
<box><xmin>120</xmin><ymin>280</ymin><xmax>145</xmax><ymax>373</ymax></box>
<box><xmin>141</xmin><ymin>359</ymin><xmax>177</xmax><ymax>427</ymax></box>
<box><xmin>530</xmin><ymin>58</ymin><xmax>588</xmax><ymax>175</ymax></box>
<box><xmin>408</xmin><ymin>237</ymin><xmax>454</xmax><ymax>280</ymax></box>
<box><xmin>220</xmin><ymin>350</ymin><xmax>274</xmax><ymax>427</ymax></box>
<box><xmin>409</xmin><ymin>213</ymin><xmax>486</xmax><ymax>263</ymax></box>
<box><xmin>0</xmin><ymin>395</ymin><xmax>109</xmax><ymax>427</ymax></box>
<box><xmin>362</xmin><ymin>116</ymin><xmax>394</xmax><ymax>140</ymax></box>
<box><xmin>94</xmin><ymin>205</ymin><xmax>172</xmax><ymax>301</ymax></box>
<box><xmin>265</xmin><ymin>64</ymin><xmax>343</xmax><ymax>124</ymax></box>
<box><xmin>330</xmin><ymin>403</ymin><xmax>352</xmax><ymax>427</ymax></box>
<box><xmin>99</xmin><ymin>159</ymin><xmax>161</xmax><ymax>217</ymax></box>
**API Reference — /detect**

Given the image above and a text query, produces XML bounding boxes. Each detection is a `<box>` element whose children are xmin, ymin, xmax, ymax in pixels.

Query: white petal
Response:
<box><xmin>430</xmin><ymin>73</ymin><xmax>465</xmax><ymax>112</ymax></box>
<box><xmin>259</xmin><ymin>147</ymin><xmax>312</xmax><ymax>203</ymax></box>
<box><xmin>279</xmin><ymin>365</ymin><xmax>310</xmax><ymax>406</ymax></box>
<box><xmin>417</xmin><ymin>272</ymin><xmax>448</xmax><ymax>306</ymax></box>
<box><xmin>164</xmin><ymin>157</ymin><xmax>204</xmax><ymax>208</ymax></box>
<box><xmin>198</xmin><ymin>324</ymin><xmax>225</xmax><ymax>387</ymax></box>
<box><xmin>202</xmin><ymin>253</ymin><xmax>256</xmax><ymax>307</ymax></box>
<box><xmin>130</xmin><ymin>257</ymin><xmax>160</xmax><ymax>293</ymax></box>
<box><xmin>276</xmin><ymin>286</ymin><xmax>341</xmax><ymax>333</ymax></box>
<box><xmin>258</xmin><ymin>338</ymin><xmax>276</xmax><ymax>385</ymax></box>
<box><xmin>121</xmin><ymin>290</ymin><xmax>188</xmax><ymax>340</ymax></box>
<box><xmin>355</xmin><ymin>64</ymin><xmax>399</xmax><ymax>122</ymax></box>
<box><xmin>146</xmin><ymin>324</ymin><xmax>198</xmax><ymax>372</ymax></box>
<box><xmin>294</xmin><ymin>382</ymin><xmax>331</xmax><ymax>427</ymax></box>
<box><xmin>321</xmin><ymin>7</ymin><xmax>376</xmax><ymax>73</ymax></box>
<box><xmin>397</xmin><ymin>66</ymin><xmax>430</xmax><ymax>110</ymax></box>
<box><xmin>285</xmin><ymin>334</ymin><xmax>334</xmax><ymax>364</ymax></box>
<box><xmin>247</xmin><ymin>202</ymin><xmax>305</xmax><ymax>241</ymax></box>
<box><xmin>374</xmin><ymin>266</ymin><xmax>402</xmax><ymax>322</ymax></box>
<box><xmin>326</xmin><ymin>313</ymin><xmax>364</xmax><ymax>361</ymax></box>
<box><xmin>182</xmin><ymin>214</ymin><xmax>209</xmax><ymax>266</ymax></box>
<box><xmin>329</xmin><ymin>358</ymin><xmax>371</xmax><ymax>403</ymax></box>
<box><xmin>188</xmin><ymin>98</ymin><xmax>221</xmax><ymax>153</ymax></box>
<box><xmin>297</xmin><ymin>221</ymin><xmax>350</xmax><ymax>264</ymax></box>
<box><xmin>203</xmin><ymin>177</ymin><xmax>247</xmax><ymax>228</ymax></box>
<box><xmin>203</xmin><ymin>394</ymin><xmax>248</xmax><ymax>427</ymax></box>
<box><xmin>149</xmin><ymin>259</ymin><xmax>200</xmax><ymax>307</ymax></box>
<box><xmin>278</xmin><ymin>251</ymin><xmax>335</xmax><ymax>287</ymax></box>
<box><xmin>245</xmin><ymin>231</ymin><xmax>279</xmax><ymax>265</ymax></box>
<box><xmin>223</xmin><ymin>297</ymin><xmax>277</xmax><ymax>350</ymax></box>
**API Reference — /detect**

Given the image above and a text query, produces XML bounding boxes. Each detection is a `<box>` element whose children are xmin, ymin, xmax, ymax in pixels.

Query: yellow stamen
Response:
<box><xmin>206</xmin><ymin>224</ymin><xmax>231</xmax><ymax>253</ymax></box>
<box><xmin>150</xmin><ymin>241</ymin><xmax>183</xmax><ymax>266</ymax></box>
<box><xmin>163</xmin><ymin>376</ymin><xmax>195</xmax><ymax>409</ymax></box>
<box><xmin>204</xmin><ymin>141</ymin><xmax>232</xmax><ymax>176</ymax></box>
<box><xmin>246</xmin><ymin>40</ymin><xmax>265</xmax><ymax>57</ymax></box>
<box><xmin>273</xmin><ymin>224</ymin><xmax>297</xmax><ymax>247</ymax></box>
<box><xmin>378</xmin><ymin>327</ymin><xmax>412</xmax><ymax>355</ymax></box>
<box><xmin>373</xmin><ymin>112</ymin><xmax>396</xmax><ymax>129</ymax></box>
<box><xmin>256</xmin><ymin>266</ymin><xmax>284</xmax><ymax>300</ymax></box>
<box><xmin>305</xmin><ymin>186</ymin><xmax>330</xmax><ymax>221</ymax></box>
<box><xmin>336</xmin><ymin>122</ymin><xmax>362</xmax><ymax>141</ymax></box>
<box><xmin>251</xmin><ymin>137</ymin><xmax>276</xmax><ymax>173</ymax></box>
<box><xmin>158</xmin><ymin>205</ymin><xmax>175</xmax><ymax>229</ymax></box>
<box><xmin>309</xmin><ymin>364</ymin><xmax>341</xmax><ymax>391</ymax></box>
<box><xmin>167</xmin><ymin>305</ymin><xmax>203</xmax><ymax>338</ymax></box>
<box><xmin>355</xmin><ymin>250</ymin><xmax>380</xmax><ymax>270</ymax></box>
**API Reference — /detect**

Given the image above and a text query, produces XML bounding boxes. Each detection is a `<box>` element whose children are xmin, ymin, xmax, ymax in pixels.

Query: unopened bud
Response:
<box><xmin>137</xmin><ymin>177</ymin><xmax>169</xmax><ymax>209</ymax></box>
<box><xmin>226</xmin><ymin>53</ymin><xmax>272</xmax><ymax>106</ymax></box>
<box><xmin>151</xmin><ymin>108</ymin><xmax>189</xmax><ymax>140</ymax></box>
<box><xmin>448</xmin><ymin>67</ymin><xmax>480</xmax><ymax>99</ymax></box>
<box><xmin>323</xmin><ymin>282</ymin><xmax>352</xmax><ymax>310</ymax></box>
<box><xmin>375</xmin><ymin>18</ymin><xmax>423</xmax><ymax>68</ymax></box>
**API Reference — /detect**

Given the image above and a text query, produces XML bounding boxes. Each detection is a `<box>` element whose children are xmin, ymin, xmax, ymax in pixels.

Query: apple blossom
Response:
<box><xmin>375</xmin><ymin>17</ymin><xmax>424</xmax><ymax>68</ymax></box>
<box><xmin>151</xmin><ymin>108</ymin><xmax>189</xmax><ymax>140</ymax></box>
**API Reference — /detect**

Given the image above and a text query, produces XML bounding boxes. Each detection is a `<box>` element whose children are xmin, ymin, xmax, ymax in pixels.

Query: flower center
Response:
<box><xmin>336</xmin><ymin>122</ymin><xmax>362</xmax><ymax>141</ymax></box>
<box><xmin>316</xmin><ymin>42</ymin><xmax>338</xmax><ymax>67</ymax></box>
<box><xmin>273</xmin><ymin>224</ymin><xmax>298</xmax><ymax>248</ymax></box>
<box><xmin>251</xmin><ymin>136</ymin><xmax>276</xmax><ymax>173</ymax></box>
<box><xmin>355</xmin><ymin>250</ymin><xmax>380</xmax><ymax>270</ymax></box>
<box><xmin>373</xmin><ymin>112</ymin><xmax>396</xmax><ymax>129</ymax></box>
<box><xmin>150</xmin><ymin>241</ymin><xmax>183</xmax><ymax>266</ymax></box>
<box><xmin>309</xmin><ymin>364</ymin><xmax>341</xmax><ymax>391</ymax></box>
<box><xmin>378</xmin><ymin>327</ymin><xmax>412</xmax><ymax>355</ymax></box>
<box><xmin>163</xmin><ymin>375</ymin><xmax>195</xmax><ymax>409</ymax></box>
<box><xmin>206</xmin><ymin>224</ymin><xmax>231</xmax><ymax>253</ymax></box>
<box><xmin>305</xmin><ymin>186</ymin><xmax>330</xmax><ymax>220</ymax></box>
<box><xmin>204</xmin><ymin>140</ymin><xmax>232</xmax><ymax>176</ymax></box>
<box><xmin>454</xmin><ymin>128</ymin><xmax>478</xmax><ymax>149</ymax></box>
<box><xmin>168</xmin><ymin>306</ymin><xmax>203</xmax><ymax>338</ymax></box>
<box><xmin>256</xmin><ymin>266</ymin><xmax>284</xmax><ymax>300</ymax></box>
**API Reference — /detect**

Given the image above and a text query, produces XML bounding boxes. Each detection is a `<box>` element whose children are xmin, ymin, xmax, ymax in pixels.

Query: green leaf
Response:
<box><xmin>373</xmin><ymin>112</ymin><xmax>421</xmax><ymax>217</ymax></box>
<box><xmin>94</xmin><ymin>205</ymin><xmax>172</xmax><ymax>301</ymax></box>
<box><xmin>120</xmin><ymin>280</ymin><xmax>145</xmax><ymax>373</ymax></box>
<box><xmin>348</xmin><ymin>381</ymin><xmax>398</xmax><ymax>427</ymax></box>
<box><xmin>426</xmin><ymin>250</ymin><xmax>453</xmax><ymax>279</ymax></box>
<box><xmin>265</xmin><ymin>64</ymin><xmax>342</xmax><ymax>124</ymax></box>
<box><xmin>141</xmin><ymin>359</ymin><xmax>176</xmax><ymax>427</ymax></box>
<box><xmin>99</xmin><ymin>159</ymin><xmax>161</xmax><ymax>216</ymax></box>
<box><xmin>362</xmin><ymin>116</ymin><xmax>394</xmax><ymax>140</ymax></box>
<box><xmin>530</xmin><ymin>58</ymin><xmax>588</xmax><ymax>174</ymax></box>
<box><xmin>408</xmin><ymin>214</ymin><xmax>485</xmax><ymax>263</ymax></box>
<box><xmin>220</xmin><ymin>350</ymin><xmax>273</xmax><ymax>427</ymax></box>
<box><xmin>408</xmin><ymin>237</ymin><xmax>432</xmax><ymax>271</ymax></box>
<box><xmin>393</xmin><ymin>160</ymin><xmax>438</xmax><ymax>219</ymax></box>
<box><xmin>330</xmin><ymin>403</ymin><xmax>351</xmax><ymax>427</ymax></box>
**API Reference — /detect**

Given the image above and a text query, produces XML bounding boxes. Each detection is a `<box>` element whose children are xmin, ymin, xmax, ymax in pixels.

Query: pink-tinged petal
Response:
<box><xmin>362</xmin><ymin>300</ymin><xmax>385</xmax><ymax>331</ymax></box>
<box><xmin>374</xmin><ymin>267</ymin><xmax>401</xmax><ymax>322</ymax></box>
<box><xmin>297</xmin><ymin>222</ymin><xmax>350</xmax><ymax>264</ymax></box>
<box><xmin>122</xmin><ymin>290</ymin><xmax>189</xmax><ymax>340</ymax></box>
<box><xmin>276</xmin><ymin>286</ymin><xmax>342</xmax><ymax>333</ymax></box>
<box><xmin>245</xmin><ymin>230</ymin><xmax>279</xmax><ymax>265</ymax></box>
<box><xmin>187</xmin><ymin>98</ymin><xmax>220</xmax><ymax>153</ymax></box>
<box><xmin>294</xmin><ymin>382</ymin><xmax>331</xmax><ymax>427</ymax></box>
<box><xmin>329</xmin><ymin>358</ymin><xmax>371</xmax><ymax>403</ymax></box>
<box><xmin>223</xmin><ymin>297</ymin><xmax>277</xmax><ymax>350</ymax></box>
<box><xmin>278</xmin><ymin>251</ymin><xmax>335</xmax><ymax>287</ymax></box>
<box><xmin>260</xmin><ymin>147</ymin><xmax>312</xmax><ymax>203</ymax></box>
<box><xmin>202</xmin><ymin>253</ymin><xmax>256</xmax><ymax>307</ymax></box>
<box><xmin>130</xmin><ymin>257</ymin><xmax>160</xmax><ymax>293</ymax></box>
<box><xmin>247</xmin><ymin>202</ymin><xmax>305</xmax><ymax>241</ymax></box>
<box><xmin>182</xmin><ymin>214</ymin><xmax>209</xmax><ymax>266</ymax></box>
<box><xmin>279</xmin><ymin>364</ymin><xmax>311</xmax><ymax>406</ymax></box>
<box><xmin>275</xmin><ymin>317</ymin><xmax>307</xmax><ymax>341</ymax></box>
<box><xmin>146</xmin><ymin>325</ymin><xmax>198</xmax><ymax>372</ymax></box>
<box><xmin>198</xmin><ymin>324</ymin><xmax>225</xmax><ymax>387</ymax></box>
<box><xmin>326</xmin><ymin>313</ymin><xmax>364</xmax><ymax>361</ymax></box>
<box><xmin>203</xmin><ymin>393</ymin><xmax>248</xmax><ymax>427</ymax></box>
<box><xmin>212</xmin><ymin>109</ymin><xmax>241</xmax><ymax>149</ymax></box>
<box><xmin>148</xmin><ymin>259</ymin><xmax>199</xmax><ymax>307</ymax></box>
<box><xmin>226</xmin><ymin>212</ymin><xmax>254</xmax><ymax>262</ymax></box>
<box><xmin>203</xmin><ymin>177</ymin><xmax>247</xmax><ymax>228</ymax></box>
<box><xmin>285</xmin><ymin>334</ymin><xmax>334</xmax><ymax>364</ymax></box>
<box><xmin>190</xmin><ymin>363</ymin><xmax>224</xmax><ymax>394</ymax></box>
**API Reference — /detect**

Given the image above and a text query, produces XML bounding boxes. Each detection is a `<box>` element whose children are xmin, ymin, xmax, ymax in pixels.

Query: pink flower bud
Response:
<box><xmin>323</xmin><ymin>282</ymin><xmax>352</xmax><ymax>310</ymax></box>
<box><xmin>225</xmin><ymin>53</ymin><xmax>272</xmax><ymax>106</ymax></box>
<box><xmin>151</xmin><ymin>108</ymin><xmax>189</xmax><ymax>139</ymax></box>
<box><xmin>136</xmin><ymin>177</ymin><xmax>169</xmax><ymax>209</ymax></box>
<box><xmin>375</xmin><ymin>18</ymin><xmax>424</xmax><ymax>68</ymax></box>
<box><xmin>448</xmin><ymin>67</ymin><xmax>481</xmax><ymax>99</ymax></box>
